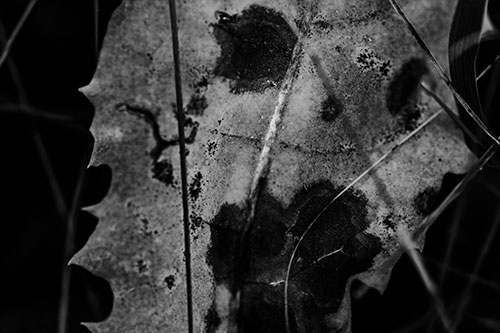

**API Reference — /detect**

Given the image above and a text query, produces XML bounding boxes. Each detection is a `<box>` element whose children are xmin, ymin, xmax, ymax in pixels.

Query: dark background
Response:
<box><xmin>1</xmin><ymin>1</ymin><xmax>499</xmax><ymax>332</ymax></box>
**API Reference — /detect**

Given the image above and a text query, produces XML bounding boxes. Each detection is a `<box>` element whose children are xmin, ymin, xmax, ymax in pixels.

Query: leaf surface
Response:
<box><xmin>79</xmin><ymin>0</ymin><xmax>472</xmax><ymax>331</ymax></box>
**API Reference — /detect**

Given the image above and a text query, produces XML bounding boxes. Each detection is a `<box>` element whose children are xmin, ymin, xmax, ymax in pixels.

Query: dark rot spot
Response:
<box><xmin>413</xmin><ymin>186</ymin><xmax>439</xmax><ymax>216</ymax></box>
<box><xmin>289</xmin><ymin>182</ymin><xmax>380</xmax><ymax>311</ymax></box>
<box><xmin>207</xmin><ymin>181</ymin><xmax>381</xmax><ymax>331</ymax></box>
<box><xmin>152</xmin><ymin>159</ymin><xmax>173</xmax><ymax>186</ymax></box>
<box><xmin>386</xmin><ymin>58</ymin><xmax>428</xmax><ymax>116</ymax></box>
<box><xmin>185</xmin><ymin>94</ymin><xmax>208</xmax><ymax>116</ymax></box>
<box><xmin>320</xmin><ymin>95</ymin><xmax>344</xmax><ymax>122</ymax></box>
<box><xmin>207</xmin><ymin>191</ymin><xmax>288</xmax><ymax>281</ymax></box>
<box><xmin>211</xmin><ymin>5</ymin><xmax>298</xmax><ymax>93</ymax></box>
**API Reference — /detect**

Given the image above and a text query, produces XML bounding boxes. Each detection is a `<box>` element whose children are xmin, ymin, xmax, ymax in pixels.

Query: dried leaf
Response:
<box><xmin>79</xmin><ymin>0</ymin><xmax>473</xmax><ymax>332</ymax></box>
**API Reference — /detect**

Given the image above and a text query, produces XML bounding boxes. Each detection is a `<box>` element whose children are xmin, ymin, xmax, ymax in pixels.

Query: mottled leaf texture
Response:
<box><xmin>79</xmin><ymin>0</ymin><xmax>472</xmax><ymax>332</ymax></box>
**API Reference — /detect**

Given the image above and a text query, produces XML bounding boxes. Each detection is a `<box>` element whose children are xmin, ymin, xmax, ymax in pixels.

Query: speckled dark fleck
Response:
<box><xmin>164</xmin><ymin>275</ymin><xmax>176</xmax><ymax>289</ymax></box>
<box><xmin>207</xmin><ymin>141</ymin><xmax>217</xmax><ymax>157</ymax></box>
<box><xmin>190</xmin><ymin>213</ymin><xmax>205</xmax><ymax>236</ymax></box>
<box><xmin>189</xmin><ymin>172</ymin><xmax>203</xmax><ymax>201</ymax></box>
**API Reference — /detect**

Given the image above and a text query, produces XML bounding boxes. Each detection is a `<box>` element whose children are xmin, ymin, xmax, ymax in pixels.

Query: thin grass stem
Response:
<box><xmin>167</xmin><ymin>1</ymin><xmax>194</xmax><ymax>332</ymax></box>
<box><xmin>0</xmin><ymin>0</ymin><xmax>38</xmax><ymax>70</ymax></box>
